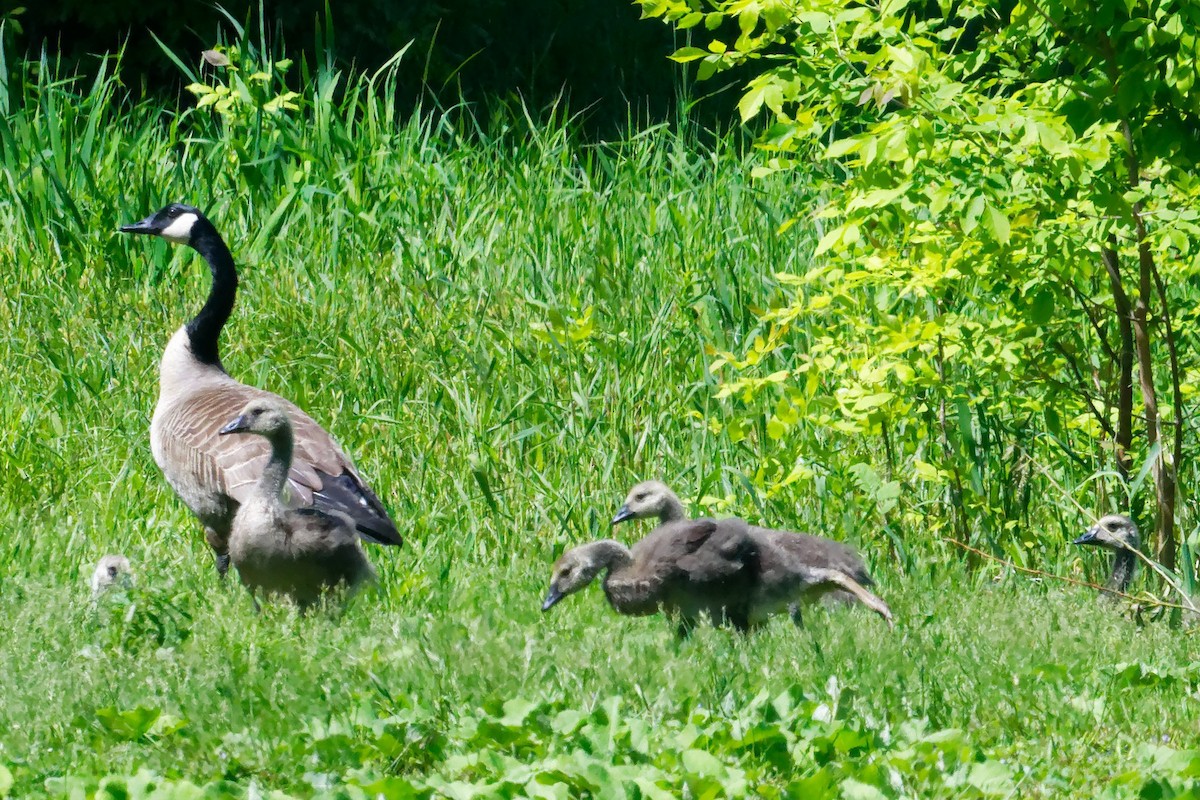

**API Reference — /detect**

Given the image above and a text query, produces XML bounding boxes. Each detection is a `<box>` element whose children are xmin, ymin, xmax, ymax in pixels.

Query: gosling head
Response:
<box><xmin>119</xmin><ymin>203</ymin><xmax>206</xmax><ymax>246</ymax></box>
<box><xmin>90</xmin><ymin>554</ymin><xmax>133</xmax><ymax>597</ymax></box>
<box><xmin>541</xmin><ymin>545</ymin><xmax>608</xmax><ymax>612</ymax></box>
<box><xmin>611</xmin><ymin>480</ymin><xmax>679</xmax><ymax>525</ymax></box>
<box><xmin>218</xmin><ymin>398</ymin><xmax>292</xmax><ymax>440</ymax></box>
<box><xmin>1074</xmin><ymin>514</ymin><xmax>1141</xmax><ymax>552</ymax></box>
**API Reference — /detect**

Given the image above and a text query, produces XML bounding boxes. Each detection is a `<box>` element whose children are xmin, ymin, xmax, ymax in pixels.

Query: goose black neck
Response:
<box><xmin>1107</xmin><ymin>549</ymin><xmax>1136</xmax><ymax>593</ymax></box>
<box><xmin>185</xmin><ymin>217</ymin><xmax>237</xmax><ymax>367</ymax></box>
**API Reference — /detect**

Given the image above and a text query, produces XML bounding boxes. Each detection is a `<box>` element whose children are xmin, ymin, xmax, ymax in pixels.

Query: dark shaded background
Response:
<box><xmin>9</xmin><ymin>0</ymin><xmax>740</xmax><ymax>129</ymax></box>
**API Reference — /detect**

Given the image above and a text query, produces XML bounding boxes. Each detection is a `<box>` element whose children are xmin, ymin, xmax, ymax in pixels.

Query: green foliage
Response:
<box><xmin>10</xmin><ymin>0</ymin><xmax>688</xmax><ymax>131</ymax></box>
<box><xmin>3</xmin><ymin>40</ymin><xmax>1200</xmax><ymax>799</ymax></box>
<box><xmin>641</xmin><ymin>0</ymin><xmax>1200</xmax><ymax>566</ymax></box>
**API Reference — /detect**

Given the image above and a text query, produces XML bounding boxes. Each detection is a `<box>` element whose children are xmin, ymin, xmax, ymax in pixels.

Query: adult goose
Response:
<box><xmin>612</xmin><ymin>480</ymin><xmax>881</xmax><ymax>622</ymax></box>
<box><xmin>1074</xmin><ymin>514</ymin><xmax>1140</xmax><ymax>597</ymax></box>
<box><xmin>542</xmin><ymin>517</ymin><xmax>893</xmax><ymax>635</ymax></box>
<box><xmin>219</xmin><ymin>399</ymin><xmax>375</xmax><ymax>608</ymax></box>
<box><xmin>120</xmin><ymin>204</ymin><xmax>401</xmax><ymax>575</ymax></box>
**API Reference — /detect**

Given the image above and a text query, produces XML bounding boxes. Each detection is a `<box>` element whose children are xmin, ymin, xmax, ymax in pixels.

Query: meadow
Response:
<box><xmin>1</xmin><ymin>51</ymin><xmax>1200</xmax><ymax>798</ymax></box>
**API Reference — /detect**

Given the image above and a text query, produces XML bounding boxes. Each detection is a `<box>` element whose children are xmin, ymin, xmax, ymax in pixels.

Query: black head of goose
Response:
<box><xmin>217</xmin><ymin>398</ymin><xmax>375</xmax><ymax>609</ymax></box>
<box><xmin>1074</xmin><ymin>514</ymin><xmax>1141</xmax><ymax>596</ymax></box>
<box><xmin>120</xmin><ymin>204</ymin><xmax>401</xmax><ymax>577</ymax></box>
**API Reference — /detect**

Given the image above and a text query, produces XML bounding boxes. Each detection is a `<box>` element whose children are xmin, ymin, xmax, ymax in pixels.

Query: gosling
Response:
<box><xmin>90</xmin><ymin>555</ymin><xmax>133</xmax><ymax>597</ymax></box>
<box><xmin>612</xmin><ymin>480</ymin><xmax>884</xmax><ymax>623</ymax></box>
<box><xmin>219</xmin><ymin>399</ymin><xmax>375</xmax><ymax>609</ymax></box>
<box><xmin>543</xmin><ymin>516</ymin><xmax>892</xmax><ymax>635</ymax></box>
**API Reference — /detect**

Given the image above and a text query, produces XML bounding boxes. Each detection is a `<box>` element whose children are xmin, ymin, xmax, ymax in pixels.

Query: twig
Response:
<box><xmin>944</xmin><ymin>537</ymin><xmax>1196</xmax><ymax>613</ymax></box>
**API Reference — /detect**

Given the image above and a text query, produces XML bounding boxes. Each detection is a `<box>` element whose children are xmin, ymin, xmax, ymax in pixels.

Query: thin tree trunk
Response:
<box><xmin>1121</xmin><ymin>118</ymin><xmax>1177</xmax><ymax>570</ymax></box>
<box><xmin>1151</xmin><ymin>259</ymin><xmax>1184</xmax><ymax>571</ymax></box>
<box><xmin>1101</xmin><ymin>238</ymin><xmax>1134</xmax><ymax>481</ymax></box>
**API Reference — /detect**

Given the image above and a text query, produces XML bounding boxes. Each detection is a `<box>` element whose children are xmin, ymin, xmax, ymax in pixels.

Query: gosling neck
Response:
<box><xmin>1107</xmin><ymin>547</ymin><xmax>1137</xmax><ymax>594</ymax></box>
<box><xmin>589</xmin><ymin>539</ymin><xmax>635</xmax><ymax>572</ymax></box>
<box><xmin>184</xmin><ymin>216</ymin><xmax>237</xmax><ymax>369</ymax></box>
<box><xmin>657</xmin><ymin>491</ymin><xmax>686</xmax><ymax>522</ymax></box>
<box><xmin>256</xmin><ymin>427</ymin><xmax>295</xmax><ymax>502</ymax></box>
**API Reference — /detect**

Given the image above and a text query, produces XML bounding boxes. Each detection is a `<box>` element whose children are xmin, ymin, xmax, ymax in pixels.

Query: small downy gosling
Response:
<box><xmin>543</xmin><ymin>516</ymin><xmax>893</xmax><ymax>634</ymax></box>
<box><xmin>219</xmin><ymin>398</ymin><xmax>375</xmax><ymax>609</ymax></box>
<box><xmin>90</xmin><ymin>555</ymin><xmax>133</xmax><ymax>597</ymax></box>
<box><xmin>612</xmin><ymin>480</ymin><xmax>886</xmax><ymax>624</ymax></box>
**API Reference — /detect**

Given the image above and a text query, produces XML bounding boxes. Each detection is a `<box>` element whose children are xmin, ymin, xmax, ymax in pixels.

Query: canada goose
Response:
<box><xmin>219</xmin><ymin>398</ymin><xmax>375</xmax><ymax>608</ymax></box>
<box><xmin>1074</xmin><ymin>514</ymin><xmax>1140</xmax><ymax>596</ymax></box>
<box><xmin>542</xmin><ymin>517</ymin><xmax>893</xmax><ymax>634</ymax></box>
<box><xmin>120</xmin><ymin>204</ymin><xmax>401</xmax><ymax>577</ymax></box>
<box><xmin>90</xmin><ymin>555</ymin><xmax>133</xmax><ymax>597</ymax></box>
<box><xmin>612</xmin><ymin>480</ymin><xmax>881</xmax><ymax>622</ymax></box>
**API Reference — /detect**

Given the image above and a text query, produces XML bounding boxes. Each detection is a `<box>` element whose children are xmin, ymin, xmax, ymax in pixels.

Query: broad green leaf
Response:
<box><xmin>841</xmin><ymin>778</ymin><xmax>888</xmax><ymax>800</ymax></box>
<box><xmin>1029</xmin><ymin>288</ymin><xmax>1055</xmax><ymax>325</ymax></box>
<box><xmin>913</xmin><ymin>459</ymin><xmax>940</xmax><ymax>481</ymax></box>
<box><xmin>681</xmin><ymin>748</ymin><xmax>724</xmax><ymax>776</ymax></box>
<box><xmin>982</xmin><ymin>204</ymin><xmax>1010</xmax><ymax>244</ymax></box>
<box><xmin>967</xmin><ymin>760</ymin><xmax>1015</xmax><ymax>796</ymax></box>
<box><xmin>670</xmin><ymin>46</ymin><xmax>709</xmax><ymax>63</ymax></box>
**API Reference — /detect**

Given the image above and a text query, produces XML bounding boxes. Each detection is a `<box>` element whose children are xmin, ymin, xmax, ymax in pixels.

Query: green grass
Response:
<box><xmin>1</xmin><ymin>58</ymin><xmax>1200</xmax><ymax>798</ymax></box>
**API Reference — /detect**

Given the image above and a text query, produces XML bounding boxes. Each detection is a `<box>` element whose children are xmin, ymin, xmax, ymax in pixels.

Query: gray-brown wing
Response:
<box><xmin>759</xmin><ymin>528</ymin><xmax>872</xmax><ymax>585</ymax></box>
<box><xmin>676</xmin><ymin>520</ymin><xmax>758</xmax><ymax>582</ymax></box>
<box><xmin>156</xmin><ymin>382</ymin><xmax>401</xmax><ymax>545</ymax></box>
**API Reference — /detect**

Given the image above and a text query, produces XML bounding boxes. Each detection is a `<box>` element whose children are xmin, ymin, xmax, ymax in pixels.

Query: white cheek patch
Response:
<box><xmin>160</xmin><ymin>212</ymin><xmax>199</xmax><ymax>244</ymax></box>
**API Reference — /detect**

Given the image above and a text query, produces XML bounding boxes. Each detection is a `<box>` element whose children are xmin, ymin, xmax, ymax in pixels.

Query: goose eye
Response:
<box><xmin>634</xmin><ymin>493</ymin><xmax>647</xmax><ymax>502</ymax></box>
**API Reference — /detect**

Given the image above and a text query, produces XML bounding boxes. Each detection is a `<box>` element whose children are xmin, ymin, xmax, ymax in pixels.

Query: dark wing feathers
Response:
<box><xmin>161</xmin><ymin>382</ymin><xmax>400</xmax><ymax>545</ymax></box>
<box><xmin>313</xmin><ymin>471</ymin><xmax>402</xmax><ymax>545</ymax></box>
<box><xmin>670</xmin><ymin>518</ymin><xmax>757</xmax><ymax>583</ymax></box>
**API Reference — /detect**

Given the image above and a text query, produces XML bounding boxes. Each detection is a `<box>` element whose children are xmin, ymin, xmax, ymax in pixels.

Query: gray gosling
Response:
<box><xmin>1074</xmin><ymin>514</ymin><xmax>1140</xmax><ymax>597</ymax></box>
<box><xmin>543</xmin><ymin>516</ymin><xmax>893</xmax><ymax>635</ymax></box>
<box><xmin>612</xmin><ymin>480</ymin><xmax>885</xmax><ymax>624</ymax></box>
<box><xmin>219</xmin><ymin>399</ymin><xmax>375</xmax><ymax>609</ymax></box>
<box><xmin>120</xmin><ymin>204</ymin><xmax>401</xmax><ymax>579</ymax></box>
<box><xmin>90</xmin><ymin>555</ymin><xmax>133</xmax><ymax>597</ymax></box>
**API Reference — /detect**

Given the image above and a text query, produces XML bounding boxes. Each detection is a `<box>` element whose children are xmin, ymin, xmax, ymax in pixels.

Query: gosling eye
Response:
<box><xmin>634</xmin><ymin>493</ymin><xmax>647</xmax><ymax>502</ymax></box>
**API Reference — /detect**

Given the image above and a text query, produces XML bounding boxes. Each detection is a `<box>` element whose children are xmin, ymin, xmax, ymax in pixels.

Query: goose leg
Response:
<box><xmin>805</xmin><ymin>568</ymin><xmax>894</xmax><ymax>629</ymax></box>
<box><xmin>204</xmin><ymin>527</ymin><xmax>231</xmax><ymax>578</ymax></box>
<box><xmin>676</xmin><ymin>616</ymin><xmax>697</xmax><ymax>639</ymax></box>
<box><xmin>788</xmin><ymin>602</ymin><xmax>805</xmax><ymax>628</ymax></box>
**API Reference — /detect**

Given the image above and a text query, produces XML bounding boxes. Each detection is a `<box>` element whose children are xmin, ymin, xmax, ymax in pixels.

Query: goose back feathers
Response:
<box><xmin>220</xmin><ymin>399</ymin><xmax>375</xmax><ymax>607</ymax></box>
<box><xmin>121</xmin><ymin>204</ymin><xmax>401</xmax><ymax>573</ymax></box>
